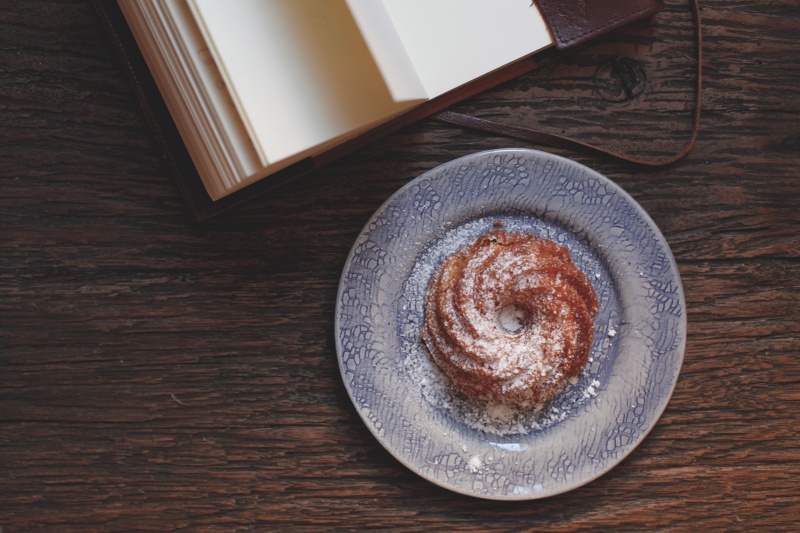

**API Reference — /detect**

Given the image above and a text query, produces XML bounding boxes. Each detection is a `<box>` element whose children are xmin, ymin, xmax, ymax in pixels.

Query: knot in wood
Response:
<box><xmin>594</xmin><ymin>57</ymin><xmax>647</xmax><ymax>102</ymax></box>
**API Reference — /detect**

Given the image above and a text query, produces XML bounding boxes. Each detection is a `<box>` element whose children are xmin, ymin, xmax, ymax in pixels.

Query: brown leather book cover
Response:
<box><xmin>536</xmin><ymin>0</ymin><xmax>663</xmax><ymax>49</ymax></box>
<box><xmin>93</xmin><ymin>0</ymin><xmax>663</xmax><ymax>221</ymax></box>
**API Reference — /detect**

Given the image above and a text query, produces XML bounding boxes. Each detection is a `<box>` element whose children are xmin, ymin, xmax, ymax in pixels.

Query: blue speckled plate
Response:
<box><xmin>335</xmin><ymin>149</ymin><xmax>685</xmax><ymax>500</ymax></box>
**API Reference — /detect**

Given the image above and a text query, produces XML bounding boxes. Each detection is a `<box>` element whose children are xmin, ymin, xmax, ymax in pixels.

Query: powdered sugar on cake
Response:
<box><xmin>421</xmin><ymin>228</ymin><xmax>598</xmax><ymax>405</ymax></box>
<box><xmin>399</xmin><ymin>217</ymin><xmax>608</xmax><ymax>436</ymax></box>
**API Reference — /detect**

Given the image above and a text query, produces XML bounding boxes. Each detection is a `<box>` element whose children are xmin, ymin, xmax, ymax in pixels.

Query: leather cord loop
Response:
<box><xmin>433</xmin><ymin>0</ymin><xmax>702</xmax><ymax>169</ymax></box>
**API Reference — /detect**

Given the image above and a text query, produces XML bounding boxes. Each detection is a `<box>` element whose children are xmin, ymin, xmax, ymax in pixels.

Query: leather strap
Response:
<box><xmin>433</xmin><ymin>0</ymin><xmax>702</xmax><ymax>169</ymax></box>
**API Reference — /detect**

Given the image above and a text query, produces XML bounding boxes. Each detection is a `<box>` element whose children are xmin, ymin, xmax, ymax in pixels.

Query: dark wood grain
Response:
<box><xmin>1</xmin><ymin>0</ymin><xmax>798</xmax><ymax>531</ymax></box>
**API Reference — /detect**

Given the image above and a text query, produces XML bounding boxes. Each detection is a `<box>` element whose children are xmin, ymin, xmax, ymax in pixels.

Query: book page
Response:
<box><xmin>381</xmin><ymin>0</ymin><xmax>553</xmax><ymax>98</ymax></box>
<box><xmin>188</xmin><ymin>0</ymin><xmax>423</xmax><ymax>165</ymax></box>
<box><xmin>119</xmin><ymin>0</ymin><xmax>248</xmax><ymax>198</ymax></box>
<box><xmin>344</xmin><ymin>0</ymin><xmax>427</xmax><ymax>102</ymax></box>
<box><xmin>159</xmin><ymin>0</ymin><xmax>262</xmax><ymax>187</ymax></box>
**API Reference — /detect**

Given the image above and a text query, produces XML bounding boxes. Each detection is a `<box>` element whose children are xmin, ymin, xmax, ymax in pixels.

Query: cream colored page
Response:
<box><xmin>188</xmin><ymin>0</ymin><xmax>419</xmax><ymax>164</ymax></box>
<box><xmin>381</xmin><ymin>0</ymin><xmax>553</xmax><ymax>98</ymax></box>
<box><xmin>119</xmin><ymin>0</ymin><xmax>237</xmax><ymax>199</ymax></box>
<box><xmin>344</xmin><ymin>0</ymin><xmax>427</xmax><ymax>102</ymax></box>
<box><xmin>160</xmin><ymin>0</ymin><xmax>262</xmax><ymax>184</ymax></box>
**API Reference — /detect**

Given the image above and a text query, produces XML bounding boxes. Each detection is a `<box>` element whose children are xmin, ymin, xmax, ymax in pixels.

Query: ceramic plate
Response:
<box><xmin>335</xmin><ymin>149</ymin><xmax>685</xmax><ymax>500</ymax></box>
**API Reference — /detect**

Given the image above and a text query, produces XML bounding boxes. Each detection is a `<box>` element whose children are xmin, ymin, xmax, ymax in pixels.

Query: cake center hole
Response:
<box><xmin>497</xmin><ymin>303</ymin><xmax>529</xmax><ymax>333</ymax></box>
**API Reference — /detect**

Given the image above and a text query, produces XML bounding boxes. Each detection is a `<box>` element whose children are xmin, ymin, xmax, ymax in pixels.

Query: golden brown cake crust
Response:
<box><xmin>421</xmin><ymin>229</ymin><xmax>599</xmax><ymax>405</ymax></box>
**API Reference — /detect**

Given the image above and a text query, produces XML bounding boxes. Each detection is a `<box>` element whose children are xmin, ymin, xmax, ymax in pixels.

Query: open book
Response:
<box><xmin>119</xmin><ymin>0</ymin><xmax>554</xmax><ymax>201</ymax></box>
<box><xmin>102</xmin><ymin>0</ymin><xmax>663</xmax><ymax>219</ymax></box>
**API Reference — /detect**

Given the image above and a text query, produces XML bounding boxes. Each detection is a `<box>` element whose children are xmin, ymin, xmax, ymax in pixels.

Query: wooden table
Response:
<box><xmin>2</xmin><ymin>1</ymin><xmax>798</xmax><ymax>530</ymax></box>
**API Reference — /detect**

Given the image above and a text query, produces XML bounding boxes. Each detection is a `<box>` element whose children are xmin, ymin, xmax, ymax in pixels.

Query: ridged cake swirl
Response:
<box><xmin>421</xmin><ymin>229</ymin><xmax>599</xmax><ymax>405</ymax></box>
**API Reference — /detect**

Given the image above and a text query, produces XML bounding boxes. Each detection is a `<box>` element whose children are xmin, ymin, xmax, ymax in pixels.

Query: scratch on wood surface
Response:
<box><xmin>171</xmin><ymin>394</ymin><xmax>186</xmax><ymax>405</ymax></box>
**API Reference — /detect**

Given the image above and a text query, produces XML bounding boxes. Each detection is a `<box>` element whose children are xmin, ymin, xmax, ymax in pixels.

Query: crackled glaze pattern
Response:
<box><xmin>335</xmin><ymin>149</ymin><xmax>686</xmax><ymax>500</ymax></box>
